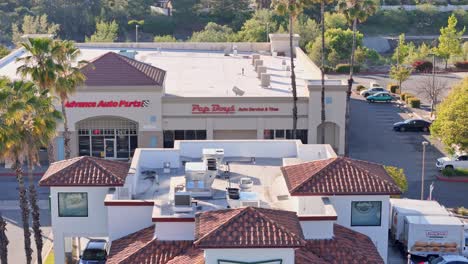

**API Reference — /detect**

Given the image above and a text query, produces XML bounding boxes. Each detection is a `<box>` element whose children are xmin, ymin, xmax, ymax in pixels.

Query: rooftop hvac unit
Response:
<box><xmin>261</xmin><ymin>73</ymin><xmax>270</xmax><ymax>87</ymax></box>
<box><xmin>251</xmin><ymin>54</ymin><xmax>260</xmax><ymax>65</ymax></box>
<box><xmin>206</xmin><ymin>158</ymin><xmax>217</xmax><ymax>171</ymax></box>
<box><xmin>232</xmin><ymin>86</ymin><xmax>245</xmax><ymax>96</ymax></box>
<box><xmin>254</xmin><ymin>60</ymin><xmax>263</xmax><ymax>71</ymax></box>
<box><xmin>239</xmin><ymin>177</ymin><xmax>253</xmax><ymax>192</ymax></box>
<box><xmin>174</xmin><ymin>192</ymin><xmax>192</xmax><ymax>206</ymax></box>
<box><xmin>256</xmin><ymin>66</ymin><xmax>267</xmax><ymax>78</ymax></box>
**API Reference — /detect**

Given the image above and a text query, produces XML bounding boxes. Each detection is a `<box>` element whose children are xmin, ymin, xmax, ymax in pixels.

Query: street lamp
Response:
<box><xmin>429</xmin><ymin>53</ymin><xmax>437</xmax><ymax>118</ymax></box>
<box><xmin>136</xmin><ymin>24</ymin><xmax>139</xmax><ymax>43</ymax></box>
<box><xmin>421</xmin><ymin>141</ymin><xmax>429</xmax><ymax>200</ymax></box>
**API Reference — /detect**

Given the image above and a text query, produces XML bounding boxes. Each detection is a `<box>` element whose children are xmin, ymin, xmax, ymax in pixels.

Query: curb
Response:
<box><xmin>436</xmin><ymin>175</ymin><xmax>468</xmax><ymax>183</ymax></box>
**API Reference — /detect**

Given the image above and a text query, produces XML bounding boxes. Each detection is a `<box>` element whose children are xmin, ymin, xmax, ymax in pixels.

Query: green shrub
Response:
<box><xmin>404</xmin><ymin>93</ymin><xmax>415</xmax><ymax>103</ymax></box>
<box><xmin>456</xmin><ymin>207</ymin><xmax>468</xmax><ymax>216</ymax></box>
<box><xmin>356</xmin><ymin>85</ymin><xmax>366</xmax><ymax>92</ymax></box>
<box><xmin>408</xmin><ymin>98</ymin><xmax>421</xmax><ymax>108</ymax></box>
<box><xmin>154</xmin><ymin>35</ymin><xmax>177</xmax><ymax>42</ymax></box>
<box><xmin>335</xmin><ymin>64</ymin><xmax>360</xmax><ymax>73</ymax></box>
<box><xmin>401</xmin><ymin>93</ymin><xmax>412</xmax><ymax>101</ymax></box>
<box><xmin>387</xmin><ymin>83</ymin><xmax>400</xmax><ymax>93</ymax></box>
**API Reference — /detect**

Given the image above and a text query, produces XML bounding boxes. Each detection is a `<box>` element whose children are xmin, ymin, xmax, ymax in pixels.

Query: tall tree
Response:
<box><xmin>16</xmin><ymin>37</ymin><xmax>63</xmax><ymax>163</ymax></box>
<box><xmin>272</xmin><ymin>0</ymin><xmax>311</xmax><ymax>140</ymax></box>
<box><xmin>435</xmin><ymin>14</ymin><xmax>465</xmax><ymax>69</ymax></box>
<box><xmin>337</xmin><ymin>0</ymin><xmax>376</xmax><ymax>156</ymax></box>
<box><xmin>86</xmin><ymin>20</ymin><xmax>119</xmax><ymax>42</ymax></box>
<box><xmin>390</xmin><ymin>65</ymin><xmax>412</xmax><ymax>94</ymax></box>
<box><xmin>0</xmin><ymin>80</ymin><xmax>61</xmax><ymax>264</ymax></box>
<box><xmin>431</xmin><ymin>78</ymin><xmax>468</xmax><ymax>153</ymax></box>
<box><xmin>11</xmin><ymin>15</ymin><xmax>60</xmax><ymax>45</ymax></box>
<box><xmin>54</xmin><ymin>41</ymin><xmax>88</xmax><ymax>159</ymax></box>
<box><xmin>0</xmin><ymin>81</ymin><xmax>36</xmax><ymax>264</ymax></box>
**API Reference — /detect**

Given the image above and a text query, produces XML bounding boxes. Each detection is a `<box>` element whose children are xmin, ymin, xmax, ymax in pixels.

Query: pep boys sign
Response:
<box><xmin>65</xmin><ymin>100</ymin><xmax>150</xmax><ymax>108</ymax></box>
<box><xmin>191</xmin><ymin>104</ymin><xmax>279</xmax><ymax>114</ymax></box>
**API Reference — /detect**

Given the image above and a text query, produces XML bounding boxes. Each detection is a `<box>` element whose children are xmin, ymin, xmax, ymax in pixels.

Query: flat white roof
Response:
<box><xmin>0</xmin><ymin>47</ymin><xmax>313</xmax><ymax>97</ymax></box>
<box><xmin>405</xmin><ymin>215</ymin><xmax>463</xmax><ymax>225</ymax></box>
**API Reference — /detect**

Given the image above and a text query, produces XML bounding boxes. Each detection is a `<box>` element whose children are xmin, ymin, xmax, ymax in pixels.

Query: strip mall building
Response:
<box><xmin>0</xmin><ymin>34</ymin><xmax>347</xmax><ymax>160</ymax></box>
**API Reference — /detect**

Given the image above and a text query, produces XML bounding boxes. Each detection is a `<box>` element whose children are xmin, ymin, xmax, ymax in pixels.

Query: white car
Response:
<box><xmin>424</xmin><ymin>255</ymin><xmax>468</xmax><ymax>264</ymax></box>
<box><xmin>360</xmin><ymin>87</ymin><xmax>386</xmax><ymax>97</ymax></box>
<box><xmin>436</xmin><ymin>154</ymin><xmax>468</xmax><ymax>170</ymax></box>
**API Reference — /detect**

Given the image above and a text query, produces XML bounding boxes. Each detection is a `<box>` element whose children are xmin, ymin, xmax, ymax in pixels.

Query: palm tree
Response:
<box><xmin>0</xmin><ymin>80</ymin><xmax>36</xmax><ymax>264</ymax></box>
<box><xmin>25</xmin><ymin>90</ymin><xmax>61</xmax><ymax>264</ymax></box>
<box><xmin>0</xmin><ymin>214</ymin><xmax>8</xmax><ymax>264</ymax></box>
<box><xmin>337</xmin><ymin>0</ymin><xmax>376</xmax><ymax>156</ymax></box>
<box><xmin>272</xmin><ymin>0</ymin><xmax>310</xmax><ymax>140</ymax></box>
<box><xmin>16</xmin><ymin>37</ymin><xmax>63</xmax><ymax>163</ymax></box>
<box><xmin>54</xmin><ymin>41</ymin><xmax>88</xmax><ymax>159</ymax></box>
<box><xmin>0</xmin><ymin>80</ymin><xmax>61</xmax><ymax>264</ymax></box>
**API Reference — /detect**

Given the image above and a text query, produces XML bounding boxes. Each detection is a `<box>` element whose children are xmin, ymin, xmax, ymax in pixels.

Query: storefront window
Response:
<box><xmin>351</xmin><ymin>201</ymin><xmax>382</xmax><ymax>226</ymax></box>
<box><xmin>264</xmin><ymin>129</ymin><xmax>308</xmax><ymax>144</ymax></box>
<box><xmin>58</xmin><ymin>192</ymin><xmax>88</xmax><ymax>217</ymax></box>
<box><xmin>77</xmin><ymin>117</ymin><xmax>138</xmax><ymax>159</ymax></box>
<box><xmin>163</xmin><ymin>130</ymin><xmax>207</xmax><ymax>148</ymax></box>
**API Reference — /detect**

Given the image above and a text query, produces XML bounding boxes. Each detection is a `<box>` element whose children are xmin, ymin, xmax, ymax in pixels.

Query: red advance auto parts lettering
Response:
<box><xmin>65</xmin><ymin>100</ymin><xmax>149</xmax><ymax>108</ymax></box>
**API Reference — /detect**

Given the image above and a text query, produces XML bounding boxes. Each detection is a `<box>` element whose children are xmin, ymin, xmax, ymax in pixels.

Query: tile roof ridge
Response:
<box><xmin>287</xmin><ymin>157</ymin><xmax>338</xmax><ymax>194</ymax></box>
<box><xmin>87</xmin><ymin>157</ymin><xmax>127</xmax><ymax>183</ymax></box>
<box><xmin>113</xmin><ymin>51</ymin><xmax>167</xmax><ymax>74</ymax></box>
<box><xmin>49</xmin><ymin>155</ymin><xmax>83</xmax><ymax>166</ymax></box>
<box><xmin>253</xmin><ymin>207</ymin><xmax>306</xmax><ymax>244</ymax></box>
<box><xmin>194</xmin><ymin>208</ymin><xmax>244</xmax><ymax>246</ymax></box>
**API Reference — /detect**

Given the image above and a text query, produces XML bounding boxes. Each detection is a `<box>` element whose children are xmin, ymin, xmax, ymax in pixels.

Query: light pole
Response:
<box><xmin>421</xmin><ymin>141</ymin><xmax>429</xmax><ymax>200</ymax></box>
<box><xmin>136</xmin><ymin>24</ymin><xmax>139</xmax><ymax>43</ymax></box>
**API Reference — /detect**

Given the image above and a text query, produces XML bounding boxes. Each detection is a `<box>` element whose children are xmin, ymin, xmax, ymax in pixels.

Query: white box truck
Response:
<box><xmin>390</xmin><ymin>199</ymin><xmax>450</xmax><ymax>242</ymax></box>
<box><xmin>403</xmin><ymin>215</ymin><xmax>468</xmax><ymax>258</ymax></box>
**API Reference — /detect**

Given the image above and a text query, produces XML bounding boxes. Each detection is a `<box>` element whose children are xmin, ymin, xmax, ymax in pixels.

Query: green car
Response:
<box><xmin>366</xmin><ymin>92</ymin><xmax>393</xmax><ymax>103</ymax></box>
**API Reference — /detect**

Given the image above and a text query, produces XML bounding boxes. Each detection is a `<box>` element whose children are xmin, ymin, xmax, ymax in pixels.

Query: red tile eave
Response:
<box><xmin>39</xmin><ymin>183</ymin><xmax>124</xmax><ymax>187</ymax></box>
<box><xmin>152</xmin><ymin>217</ymin><xmax>195</xmax><ymax>222</ymax></box>
<box><xmin>104</xmin><ymin>200</ymin><xmax>155</xmax><ymax>206</ymax></box>
<box><xmin>194</xmin><ymin>244</ymin><xmax>306</xmax><ymax>249</ymax></box>
<box><xmin>290</xmin><ymin>191</ymin><xmax>401</xmax><ymax>196</ymax></box>
<box><xmin>298</xmin><ymin>215</ymin><xmax>337</xmax><ymax>221</ymax></box>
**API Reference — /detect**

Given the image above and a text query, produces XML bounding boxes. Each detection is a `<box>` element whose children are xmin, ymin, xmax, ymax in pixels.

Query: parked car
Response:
<box><xmin>360</xmin><ymin>87</ymin><xmax>385</xmax><ymax>97</ymax></box>
<box><xmin>79</xmin><ymin>239</ymin><xmax>108</xmax><ymax>264</ymax></box>
<box><xmin>436</xmin><ymin>153</ymin><xmax>468</xmax><ymax>170</ymax></box>
<box><xmin>366</xmin><ymin>92</ymin><xmax>393</xmax><ymax>103</ymax></box>
<box><xmin>393</xmin><ymin>119</ymin><xmax>431</xmax><ymax>132</ymax></box>
<box><xmin>425</xmin><ymin>255</ymin><xmax>468</xmax><ymax>264</ymax></box>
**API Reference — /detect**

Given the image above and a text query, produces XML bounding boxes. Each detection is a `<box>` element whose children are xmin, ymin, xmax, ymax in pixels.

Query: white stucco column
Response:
<box><xmin>256</xmin><ymin>117</ymin><xmax>265</xmax><ymax>139</ymax></box>
<box><xmin>206</xmin><ymin>118</ymin><xmax>214</xmax><ymax>140</ymax></box>
<box><xmin>53</xmin><ymin>232</ymin><xmax>66</xmax><ymax>264</ymax></box>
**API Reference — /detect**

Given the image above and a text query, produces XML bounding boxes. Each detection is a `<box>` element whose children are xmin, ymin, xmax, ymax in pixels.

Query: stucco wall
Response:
<box><xmin>50</xmin><ymin>187</ymin><xmax>109</xmax><ymax>264</ymax></box>
<box><xmin>204</xmin><ymin>248</ymin><xmax>295</xmax><ymax>264</ymax></box>
<box><xmin>107</xmin><ymin>205</ymin><xmax>154</xmax><ymax>241</ymax></box>
<box><xmin>155</xmin><ymin>222</ymin><xmax>195</xmax><ymax>240</ymax></box>
<box><xmin>300</xmin><ymin>220</ymin><xmax>334</xmax><ymax>239</ymax></box>
<box><xmin>327</xmin><ymin>195</ymin><xmax>390</xmax><ymax>262</ymax></box>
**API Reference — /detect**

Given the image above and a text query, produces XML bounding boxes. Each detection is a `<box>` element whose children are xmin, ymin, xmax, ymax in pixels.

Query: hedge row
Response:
<box><xmin>387</xmin><ymin>83</ymin><xmax>400</xmax><ymax>94</ymax></box>
<box><xmin>335</xmin><ymin>64</ymin><xmax>360</xmax><ymax>74</ymax></box>
<box><xmin>401</xmin><ymin>93</ymin><xmax>421</xmax><ymax>108</ymax></box>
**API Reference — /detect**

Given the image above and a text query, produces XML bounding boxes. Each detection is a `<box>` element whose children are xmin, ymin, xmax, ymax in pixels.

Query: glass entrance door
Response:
<box><xmin>104</xmin><ymin>138</ymin><xmax>116</xmax><ymax>159</ymax></box>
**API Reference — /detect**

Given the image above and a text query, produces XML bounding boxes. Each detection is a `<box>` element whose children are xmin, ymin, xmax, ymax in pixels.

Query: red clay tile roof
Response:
<box><xmin>82</xmin><ymin>52</ymin><xmax>166</xmax><ymax>86</ymax></box>
<box><xmin>166</xmin><ymin>247</ymin><xmax>205</xmax><ymax>264</ymax></box>
<box><xmin>296</xmin><ymin>224</ymin><xmax>384</xmax><ymax>264</ymax></box>
<box><xmin>281</xmin><ymin>157</ymin><xmax>402</xmax><ymax>196</ymax></box>
<box><xmin>194</xmin><ymin>207</ymin><xmax>306</xmax><ymax>248</ymax></box>
<box><xmin>39</xmin><ymin>156</ymin><xmax>129</xmax><ymax>186</ymax></box>
<box><xmin>107</xmin><ymin>225</ymin><xmax>198</xmax><ymax>264</ymax></box>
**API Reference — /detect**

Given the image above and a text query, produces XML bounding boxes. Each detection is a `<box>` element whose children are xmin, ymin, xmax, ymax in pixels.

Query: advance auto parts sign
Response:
<box><xmin>65</xmin><ymin>100</ymin><xmax>150</xmax><ymax>108</ymax></box>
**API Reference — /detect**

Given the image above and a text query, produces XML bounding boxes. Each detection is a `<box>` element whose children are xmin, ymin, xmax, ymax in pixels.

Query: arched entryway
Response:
<box><xmin>317</xmin><ymin>122</ymin><xmax>340</xmax><ymax>153</ymax></box>
<box><xmin>76</xmin><ymin>116</ymin><xmax>138</xmax><ymax>159</ymax></box>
